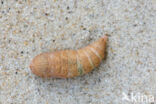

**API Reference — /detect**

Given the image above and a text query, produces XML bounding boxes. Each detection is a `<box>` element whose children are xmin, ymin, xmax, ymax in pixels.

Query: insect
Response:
<box><xmin>30</xmin><ymin>35</ymin><xmax>108</xmax><ymax>78</ymax></box>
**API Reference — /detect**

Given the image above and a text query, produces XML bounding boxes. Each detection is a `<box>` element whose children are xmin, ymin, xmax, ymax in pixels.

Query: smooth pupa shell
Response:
<box><xmin>30</xmin><ymin>36</ymin><xmax>108</xmax><ymax>78</ymax></box>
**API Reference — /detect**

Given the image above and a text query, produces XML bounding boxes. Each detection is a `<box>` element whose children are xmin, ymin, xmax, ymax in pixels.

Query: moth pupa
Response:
<box><xmin>30</xmin><ymin>35</ymin><xmax>108</xmax><ymax>78</ymax></box>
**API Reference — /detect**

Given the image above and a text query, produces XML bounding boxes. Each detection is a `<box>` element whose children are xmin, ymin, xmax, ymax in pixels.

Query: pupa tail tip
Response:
<box><xmin>101</xmin><ymin>34</ymin><xmax>108</xmax><ymax>41</ymax></box>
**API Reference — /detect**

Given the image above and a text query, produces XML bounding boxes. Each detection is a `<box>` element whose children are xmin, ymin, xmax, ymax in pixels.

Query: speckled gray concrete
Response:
<box><xmin>0</xmin><ymin>0</ymin><xmax>156</xmax><ymax>104</ymax></box>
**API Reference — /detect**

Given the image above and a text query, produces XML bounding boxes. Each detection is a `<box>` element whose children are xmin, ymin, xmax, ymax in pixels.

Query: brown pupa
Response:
<box><xmin>30</xmin><ymin>35</ymin><xmax>108</xmax><ymax>78</ymax></box>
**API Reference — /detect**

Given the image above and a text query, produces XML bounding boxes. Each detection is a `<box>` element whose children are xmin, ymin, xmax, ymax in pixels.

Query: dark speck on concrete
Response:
<box><xmin>21</xmin><ymin>51</ymin><xmax>24</xmax><ymax>54</ymax></box>
<box><xmin>67</xmin><ymin>6</ymin><xmax>70</xmax><ymax>10</ymax></box>
<box><xmin>65</xmin><ymin>17</ymin><xmax>68</xmax><ymax>20</ymax></box>
<box><xmin>133</xmin><ymin>24</ymin><xmax>137</xmax><ymax>27</ymax></box>
<box><xmin>45</xmin><ymin>13</ymin><xmax>49</xmax><ymax>16</ymax></box>
<box><xmin>83</xmin><ymin>28</ymin><xmax>86</xmax><ymax>30</ymax></box>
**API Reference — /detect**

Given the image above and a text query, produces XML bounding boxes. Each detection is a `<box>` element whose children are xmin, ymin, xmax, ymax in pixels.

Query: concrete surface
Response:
<box><xmin>0</xmin><ymin>0</ymin><xmax>156</xmax><ymax>104</ymax></box>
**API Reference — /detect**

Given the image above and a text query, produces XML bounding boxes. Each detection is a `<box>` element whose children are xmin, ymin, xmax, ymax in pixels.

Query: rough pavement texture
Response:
<box><xmin>0</xmin><ymin>0</ymin><xmax>156</xmax><ymax>104</ymax></box>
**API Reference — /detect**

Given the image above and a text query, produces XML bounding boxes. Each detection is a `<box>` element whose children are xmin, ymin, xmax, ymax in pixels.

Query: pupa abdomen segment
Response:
<box><xmin>30</xmin><ymin>36</ymin><xmax>108</xmax><ymax>78</ymax></box>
